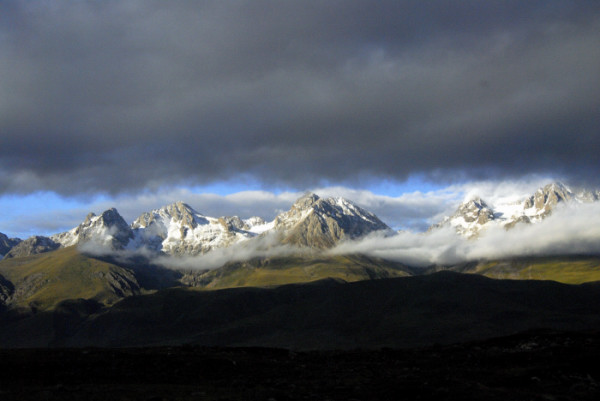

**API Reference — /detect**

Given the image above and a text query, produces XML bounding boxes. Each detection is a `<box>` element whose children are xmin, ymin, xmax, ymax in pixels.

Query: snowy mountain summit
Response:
<box><xmin>41</xmin><ymin>194</ymin><xmax>388</xmax><ymax>257</ymax></box>
<box><xmin>439</xmin><ymin>182</ymin><xmax>600</xmax><ymax>238</ymax></box>
<box><xmin>274</xmin><ymin>193</ymin><xmax>390</xmax><ymax>248</ymax></box>
<box><xmin>129</xmin><ymin>201</ymin><xmax>268</xmax><ymax>255</ymax></box>
<box><xmin>51</xmin><ymin>208</ymin><xmax>133</xmax><ymax>249</ymax></box>
<box><xmin>5</xmin><ymin>183</ymin><xmax>598</xmax><ymax>260</ymax></box>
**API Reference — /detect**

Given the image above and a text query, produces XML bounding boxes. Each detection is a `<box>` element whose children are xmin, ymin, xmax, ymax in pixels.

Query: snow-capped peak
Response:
<box><xmin>130</xmin><ymin>201</ymin><xmax>260</xmax><ymax>256</ymax></box>
<box><xmin>51</xmin><ymin>208</ymin><xmax>133</xmax><ymax>249</ymax></box>
<box><xmin>436</xmin><ymin>182</ymin><xmax>600</xmax><ymax>238</ymax></box>
<box><xmin>132</xmin><ymin>201</ymin><xmax>207</xmax><ymax>231</ymax></box>
<box><xmin>273</xmin><ymin>193</ymin><xmax>390</xmax><ymax>247</ymax></box>
<box><xmin>523</xmin><ymin>182</ymin><xmax>574</xmax><ymax>216</ymax></box>
<box><xmin>438</xmin><ymin>197</ymin><xmax>495</xmax><ymax>238</ymax></box>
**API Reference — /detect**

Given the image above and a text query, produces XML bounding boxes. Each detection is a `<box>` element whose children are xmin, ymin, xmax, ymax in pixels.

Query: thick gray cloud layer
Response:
<box><xmin>1</xmin><ymin>1</ymin><xmax>599</xmax><ymax>195</ymax></box>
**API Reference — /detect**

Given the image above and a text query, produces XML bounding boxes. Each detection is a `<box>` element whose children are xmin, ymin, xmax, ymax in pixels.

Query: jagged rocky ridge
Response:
<box><xmin>0</xmin><ymin>233</ymin><xmax>21</xmax><ymax>259</ymax></box>
<box><xmin>2</xmin><ymin>183</ymin><xmax>599</xmax><ymax>260</ymax></box>
<box><xmin>1</xmin><ymin>193</ymin><xmax>391</xmax><ymax>259</ymax></box>
<box><xmin>437</xmin><ymin>182</ymin><xmax>600</xmax><ymax>238</ymax></box>
<box><xmin>273</xmin><ymin>193</ymin><xmax>390</xmax><ymax>248</ymax></box>
<box><xmin>2</xmin><ymin>183</ymin><xmax>600</xmax><ymax>313</ymax></box>
<box><xmin>3</xmin><ymin>236</ymin><xmax>59</xmax><ymax>259</ymax></box>
<box><xmin>51</xmin><ymin>208</ymin><xmax>133</xmax><ymax>250</ymax></box>
<box><xmin>128</xmin><ymin>201</ymin><xmax>270</xmax><ymax>255</ymax></box>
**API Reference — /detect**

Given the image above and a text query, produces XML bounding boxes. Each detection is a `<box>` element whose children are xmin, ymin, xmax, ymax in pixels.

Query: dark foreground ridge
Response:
<box><xmin>1</xmin><ymin>329</ymin><xmax>599</xmax><ymax>400</ymax></box>
<box><xmin>3</xmin><ymin>272</ymin><xmax>600</xmax><ymax>348</ymax></box>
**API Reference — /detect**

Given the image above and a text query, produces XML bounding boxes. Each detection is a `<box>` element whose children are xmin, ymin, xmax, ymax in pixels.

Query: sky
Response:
<box><xmin>1</xmin><ymin>1</ymin><xmax>599</xmax><ymax>239</ymax></box>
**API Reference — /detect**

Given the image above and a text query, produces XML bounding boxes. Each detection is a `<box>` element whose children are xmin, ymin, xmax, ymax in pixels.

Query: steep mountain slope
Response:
<box><xmin>181</xmin><ymin>254</ymin><xmax>414</xmax><ymax>289</ymax></box>
<box><xmin>128</xmin><ymin>195</ymin><xmax>389</xmax><ymax>255</ymax></box>
<box><xmin>0</xmin><ymin>247</ymin><xmax>141</xmax><ymax>311</ymax></box>
<box><xmin>130</xmin><ymin>201</ymin><xmax>266</xmax><ymax>255</ymax></box>
<box><xmin>51</xmin><ymin>208</ymin><xmax>133</xmax><ymax>250</ymax></box>
<box><xmin>439</xmin><ymin>197</ymin><xmax>496</xmax><ymax>237</ymax></box>
<box><xmin>0</xmin><ymin>194</ymin><xmax>409</xmax><ymax>310</ymax></box>
<box><xmin>522</xmin><ymin>182</ymin><xmax>577</xmax><ymax>218</ymax></box>
<box><xmin>437</xmin><ymin>182</ymin><xmax>600</xmax><ymax>237</ymax></box>
<box><xmin>0</xmin><ymin>233</ymin><xmax>21</xmax><ymax>258</ymax></box>
<box><xmin>273</xmin><ymin>193</ymin><xmax>390</xmax><ymax>248</ymax></box>
<box><xmin>3</xmin><ymin>236</ymin><xmax>59</xmax><ymax>259</ymax></box>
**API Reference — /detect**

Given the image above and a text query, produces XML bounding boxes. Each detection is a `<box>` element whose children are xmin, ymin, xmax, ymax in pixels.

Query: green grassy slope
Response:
<box><xmin>0</xmin><ymin>247</ymin><xmax>141</xmax><ymax>311</ymax></box>
<box><xmin>449</xmin><ymin>256</ymin><xmax>600</xmax><ymax>284</ymax></box>
<box><xmin>3</xmin><ymin>240</ymin><xmax>600</xmax><ymax>319</ymax></box>
<box><xmin>185</xmin><ymin>254</ymin><xmax>414</xmax><ymax>289</ymax></box>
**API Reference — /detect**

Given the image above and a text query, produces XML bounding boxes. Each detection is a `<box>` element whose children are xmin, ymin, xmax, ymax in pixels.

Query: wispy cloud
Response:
<box><xmin>67</xmin><ymin>186</ymin><xmax>600</xmax><ymax>270</ymax></box>
<box><xmin>153</xmin><ymin>232</ymin><xmax>308</xmax><ymax>270</ymax></box>
<box><xmin>329</xmin><ymin>202</ymin><xmax>600</xmax><ymax>266</ymax></box>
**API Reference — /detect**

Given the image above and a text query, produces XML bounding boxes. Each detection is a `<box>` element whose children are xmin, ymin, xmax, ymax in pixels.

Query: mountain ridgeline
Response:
<box><xmin>0</xmin><ymin>193</ymin><xmax>408</xmax><ymax>312</ymax></box>
<box><xmin>0</xmin><ymin>233</ymin><xmax>21</xmax><ymax>258</ymax></box>
<box><xmin>2</xmin><ymin>183</ymin><xmax>600</xmax><ymax>348</ymax></box>
<box><xmin>437</xmin><ymin>182</ymin><xmax>600</xmax><ymax>237</ymax></box>
<box><xmin>2</xmin><ymin>193</ymin><xmax>394</xmax><ymax>261</ymax></box>
<box><xmin>2</xmin><ymin>183</ymin><xmax>597</xmax><ymax>262</ymax></box>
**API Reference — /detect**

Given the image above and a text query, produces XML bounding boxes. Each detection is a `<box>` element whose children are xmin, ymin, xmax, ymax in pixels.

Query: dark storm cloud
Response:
<box><xmin>1</xmin><ymin>0</ymin><xmax>599</xmax><ymax>195</ymax></box>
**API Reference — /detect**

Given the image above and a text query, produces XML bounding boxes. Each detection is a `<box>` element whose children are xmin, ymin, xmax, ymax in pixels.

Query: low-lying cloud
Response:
<box><xmin>77</xmin><ymin>227</ymin><xmax>309</xmax><ymax>271</ymax></box>
<box><xmin>153</xmin><ymin>232</ymin><xmax>308</xmax><ymax>271</ymax></box>
<box><xmin>74</xmin><ymin>197</ymin><xmax>600</xmax><ymax>271</ymax></box>
<box><xmin>329</xmin><ymin>202</ymin><xmax>600</xmax><ymax>267</ymax></box>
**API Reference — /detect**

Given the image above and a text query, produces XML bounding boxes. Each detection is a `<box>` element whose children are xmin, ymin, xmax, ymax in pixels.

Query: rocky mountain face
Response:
<box><xmin>438</xmin><ymin>182</ymin><xmax>599</xmax><ymax>238</ymax></box>
<box><xmin>1</xmin><ymin>193</ymin><xmax>388</xmax><ymax>259</ymax></box>
<box><xmin>522</xmin><ymin>182</ymin><xmax>594</xmax><ymax>218</ymax></box>
<box><xmin>2</xmin><ymin>183</ymin><xmax>597</xmax><ymax>260</ymax></box>
<box><xmin>439</xmin><ymin>198</ymin><xmax>496</xmax><ymax>237</ymax></box>
<box><xmin>273</xmin><ymin>193</ymin><xmax>390</xmax><ymax>248</ymax></box>
<box><xmin>3</xmin><ymin>236</ymin><xmax>59</xmax><ymax>259</ymax></box>
<box><xmin>51</xmin><ymin>208</ymin><xmax>133</xmax><ymax>250</ymax></box>
<box><xmin>128</xmin><ymin>195</ymin><xmax>389</xmax><ymax>254</ymax></box>
<box><xmin>129</xmin><ymin>201</ymin><xmax>267</xmax><ymax>256</ymax></box>
<box><xmin>0</xmin><ymin>233</ymin><xmax>21</xmax><ymax>258</ymax></box>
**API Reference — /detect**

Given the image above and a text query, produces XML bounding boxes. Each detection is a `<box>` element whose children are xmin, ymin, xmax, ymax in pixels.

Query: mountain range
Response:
<box><xmin>2</xmin><ymin>182</ymin><xmax>600</xmax><ymax>348</ymax></box>
<box><xmin>2</xmin><ymin>192</ymin><xmax>393</xmax><ymax>260</ymax></box>
<box><xmin>2</xmin><ymin>182</ymin><xmax>596</xmax><ymax>261</ymax></box>
<box><xmin>436</xmin><ymin>182</ymin><xmax>600</xmax><ymax>237</ymax></box>
<box><xmin>0</xmin><ymin>182</ymin><xmax>599</xmax><ymax>300</ymax></box>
